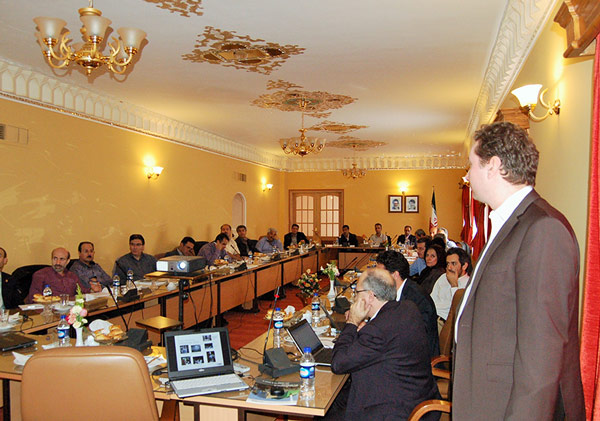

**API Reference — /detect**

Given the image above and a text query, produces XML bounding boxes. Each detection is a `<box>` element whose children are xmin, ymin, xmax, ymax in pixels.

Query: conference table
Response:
<box><xmin>0</xmin><ymin>311</ymin><xmax>348</xmax><ymax>420</ymax></box>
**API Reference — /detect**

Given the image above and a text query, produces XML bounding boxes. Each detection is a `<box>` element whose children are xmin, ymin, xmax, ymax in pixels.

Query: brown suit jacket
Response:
<box><xmin>452</xmin><ymin>190</ymin><xmax>584</xmax><ymax>420</ymax></box>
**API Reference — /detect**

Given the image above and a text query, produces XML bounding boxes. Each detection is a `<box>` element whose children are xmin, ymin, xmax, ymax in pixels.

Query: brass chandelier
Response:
<box><xmin>33</xmin><ymin>1</ymin><xmax>146</xmax><ymax>76</ymax></box>
<box><xmin>279</xmin><ymin>99</ymin><xmax>326</xmax><ymax>157</ymax></box>
<box><xmin>341</xmin><ymin>162</ymin><xmax>367</xmax><ymax>179</ymax></box>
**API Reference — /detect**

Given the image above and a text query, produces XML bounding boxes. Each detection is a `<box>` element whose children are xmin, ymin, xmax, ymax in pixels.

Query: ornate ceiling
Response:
<box><xmin>0</xmin><ymin>0</ymin><xmax>558</xmax><ymax>171</ymax></box>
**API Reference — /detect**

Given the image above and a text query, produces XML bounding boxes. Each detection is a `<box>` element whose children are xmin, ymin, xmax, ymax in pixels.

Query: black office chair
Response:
<box><xmin>11</xmin><ymin>264</ymin><xmax>49</xmax><ymax>305</ymax></box>
<box><xmin>66</xmin><ymin>258</ymin><xmax>78</xmax><ymax>270</ymax></box>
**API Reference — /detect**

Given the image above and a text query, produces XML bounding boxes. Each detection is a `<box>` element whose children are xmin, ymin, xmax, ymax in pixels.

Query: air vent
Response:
<box><xmin>0</xmin><ymin>124</ymin><xmax>5</xmax><ymax>140</ymax></box>
<box><xmin>234</xmin><ymin>172</ymin><xmax>247</xmax><ymax>182</ymax></box>
<box><xmin>0</xmin><ymin>124</ymin><xmax>28</xmax><ymax>145</ymax></box>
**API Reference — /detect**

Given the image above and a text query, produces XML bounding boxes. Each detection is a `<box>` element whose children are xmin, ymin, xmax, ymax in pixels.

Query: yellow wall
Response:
<box><xmin>283</xmin><ymin>169</ymin><xmax>465</xmax><ymax>241</ymax></box>
<box><xmin>0</xmin><ymin>98</ymin><xmax>280</xmax><ymax>272</ymax></box>
<box><xmin>501</xmin><ymin>11</ymin><xmax>594</xmax><ymax>276</ymax></box>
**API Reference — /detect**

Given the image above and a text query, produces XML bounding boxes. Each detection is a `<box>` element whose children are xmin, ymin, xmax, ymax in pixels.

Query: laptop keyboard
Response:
<box><xmin>172</xmin><ymin>373</ymin><xmax>243</xmax><ymax>389</ymax></box>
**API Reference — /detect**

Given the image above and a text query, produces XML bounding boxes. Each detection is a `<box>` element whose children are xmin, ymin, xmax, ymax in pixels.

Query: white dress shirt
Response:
<box><xmin>430</xmin><ymin>273</ymin><xmax>469</xmax><ymax>320</ymax></box>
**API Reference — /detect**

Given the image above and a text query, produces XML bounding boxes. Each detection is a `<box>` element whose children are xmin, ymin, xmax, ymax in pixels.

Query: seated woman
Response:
<box><xmin>415</xmin><ymin>244</ymin><xmax>446</xmax><ymax>295</ymax></box>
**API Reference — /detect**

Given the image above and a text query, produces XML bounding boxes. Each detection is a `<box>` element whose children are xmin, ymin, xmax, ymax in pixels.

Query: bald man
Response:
<box><xmin>26</xmin><ymin>247</ymin><xmax>89</xmax><ymax>303</ymax></box>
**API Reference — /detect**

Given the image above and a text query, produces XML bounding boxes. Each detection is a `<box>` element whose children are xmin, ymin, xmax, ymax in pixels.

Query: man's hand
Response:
<box><xmin>89</xmin><ymin>278</ymin><xmax>102</xmax><ymax>292</ymax></box>
<box><xmin>347</xmin><ymin>297</ymin><xmax>370</xmax><ymax>326</ymax></box>
<box><xmin>446</xmin><ymin>269</ymin><xmax>459</xmax><ymax>288</ymax></box>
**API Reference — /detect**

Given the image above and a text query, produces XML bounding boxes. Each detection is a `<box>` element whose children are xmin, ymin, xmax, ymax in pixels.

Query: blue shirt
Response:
<box><xmin>409</xmin><ymin>258</ymin><xmax>426</xmax><ymax>276</ymax></box>
<box><xmin>197</xmin><ymin>242</ymin><xmax>226</xmax><ymax>265</ymax></box>
<box><xmin>256</xmin><ymin>237</ymin><xmax>283</xmax><ymax>253</ymax></box>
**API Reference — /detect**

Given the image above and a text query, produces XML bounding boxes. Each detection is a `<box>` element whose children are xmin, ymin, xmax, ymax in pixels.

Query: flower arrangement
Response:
<box><xmin>67</xmin><ymin>285</ymin><xmax>88</xmax><ymax>329</ymax></box>
<box><xmin>297</xmin><ymin>269</ymin><xmax>320</xmax><ymax>296</ymax></box>
<box><xmin>321</xmin><ymin>262</ymin><xmax>340</xmax><ymax>280</ymax></box>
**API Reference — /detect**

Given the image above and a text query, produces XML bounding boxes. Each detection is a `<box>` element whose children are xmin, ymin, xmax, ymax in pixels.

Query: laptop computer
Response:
<box><xmin>0</xmin><ymin>332</ymin><xmax>37</xmax><ymax>352</ymax></box>
<box><xmin>164</xmin><ymin>327</ymin><xmax>249</xmax><ymax>398</ymax></box>
<box><xmin>286</xmin><ymin>319</ymin><xmax>333</xmax><ymax>366</ymax></box>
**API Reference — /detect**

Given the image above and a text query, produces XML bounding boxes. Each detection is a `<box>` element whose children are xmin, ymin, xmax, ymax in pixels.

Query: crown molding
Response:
<box><xmin>464</xmin><ymin>0</ymin><xmax>559</xmax><ymax>151</ymax></box>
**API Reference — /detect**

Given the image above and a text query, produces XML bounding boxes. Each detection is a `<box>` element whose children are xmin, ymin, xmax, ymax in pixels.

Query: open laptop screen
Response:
<box><xmin>165</xmin><ymin>328</ymin><xmax>234</xmax><ymax>380</ymax></box>
<box><xmin>286</xmin><ymin>319</ymin><xmax>324</xmax><ymax>354</ymax></box>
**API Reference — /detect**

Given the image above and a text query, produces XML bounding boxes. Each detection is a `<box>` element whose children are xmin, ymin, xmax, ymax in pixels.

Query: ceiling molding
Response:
<box><xmin>285</xmin><ymin>154</ymin><xmax>465</xmax><ymax>172</ymax></box>
<box><xmin>465</xmin><ymin>0</ymin><xmax>559</xmax><ymax>152</ymax></box>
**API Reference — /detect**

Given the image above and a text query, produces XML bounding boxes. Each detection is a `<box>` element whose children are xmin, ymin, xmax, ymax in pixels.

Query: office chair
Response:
<box><xmin>10</xmin><ymin>264</ymin><xmax>49</xmax><ymax>305</ymax></box>
<box><xmin>21</xmin><ymin>346</ymin><xmax>161</xmax><ymax>421</ymax></box>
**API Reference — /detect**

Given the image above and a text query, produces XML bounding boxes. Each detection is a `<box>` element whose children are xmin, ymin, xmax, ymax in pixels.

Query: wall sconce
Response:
<box><xmin>511</xmin><ymin>84</ymin><xmax>561</xmax><ymax>122</ymax></box>
<box><xmin>145</xmin><ymin>166</ymin><xmax>163</xmax><ymax>180</ymax></box>
<box><xmin>262</xmin><ymin>183</ymin><xmax>273</xmax><ymax>192</ymax></box>
<box><xmin>398</xmin><ymin>182</ymin><xmax>409</xmax><ymax>195</ymax></box>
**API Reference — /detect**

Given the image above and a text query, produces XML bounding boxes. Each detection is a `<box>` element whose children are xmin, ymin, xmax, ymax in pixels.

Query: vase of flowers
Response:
<box><xmin>296</xmin><ymin>269</ymin><xmax>320</xmax><ymax>305</ymax></box>
<box><xmin>321</xmin><ymin>263</ymin><xmax>340</xmax><ymax>303</ymax></box>
<box><xmin>67</xmin><ymin>285</ymin><xmax>88</xmax><ymax>346</ymax></box>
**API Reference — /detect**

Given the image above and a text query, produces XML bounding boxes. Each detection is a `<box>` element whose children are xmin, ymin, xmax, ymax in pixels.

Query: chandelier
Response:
<box><xmin>33</xmin><ymin>1</ymin><xmax>146</xmax><ymax>76</ymax></box>
<box><xmin>341</xmin><ymin>162</ymin><xmax>367</xmax><ymax>179</ymax></box>
<box><xmin>279</xmin><ymin>99</ymin><xmax>326</xmax><ymax>157</ymax></box>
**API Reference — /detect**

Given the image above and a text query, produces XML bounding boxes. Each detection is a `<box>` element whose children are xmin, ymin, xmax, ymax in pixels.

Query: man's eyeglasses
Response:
<box><xmin>355</xmin><ymin>289</ymin><xmax>369</xmax><ymax>295</ymax></box>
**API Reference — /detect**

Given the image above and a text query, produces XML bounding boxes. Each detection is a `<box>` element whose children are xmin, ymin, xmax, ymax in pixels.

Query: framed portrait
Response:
<box><xmin>388</xmin><ymin>195</ymin><xmax>403</xmax><ymax>213</ymax></box>
<box><xmin>404</xmin><ymin>195</ymin><xmax>419</xmax><ymax>213</ymax></box>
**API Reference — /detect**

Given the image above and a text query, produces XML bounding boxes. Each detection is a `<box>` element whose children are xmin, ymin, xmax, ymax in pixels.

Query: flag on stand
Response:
<box><xmin>429</xmin><ymin>189</ymin><xmax>438</xmax><ymax>234</ymax></box>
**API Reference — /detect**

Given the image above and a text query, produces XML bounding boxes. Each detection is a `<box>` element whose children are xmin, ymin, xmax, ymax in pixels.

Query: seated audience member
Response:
<box><xmin>416</xmin><ymin>244</ymin><xmax>446</xmax><ymax>295</ymax></box>
<box><xmin>256</xmin><ymin>228</ymin><xmax>283</xmax><ymax>253</ymax></box>
<box><xmin>368</xmin><ymin>223</ymin><xmax>391</xmax><ymax>246</ymax></box>
<box><xmin>0</xmin><ymin>247</ymin><xmax>18</xmax><ymax>309</ymax></box>
<box><xmin>438</xmin><ymin>227</ymin><xmax>458</xmax><ymax>249</ymax></box>
<box><xmin>113</xmin><ymin>234</ymin><xmax>158</xmax><ymax>281</ymax></box>
<box><xmin>338</xmin><ymin>224</ymin><xmax>359</xmax><ymax>247</ymax></box>
<box><xmin>235</xmin><ymin>225</ymin><xmax>257</xmax><ymax>257</ymax></box>
<box><xmin>414</xmin><ymin>228</ymin><xmax>427</xmax><ymax>240</ymax></box>
<box><xmin>220</xmin><ymin>224</ymin><xmax>242</xmax><ymax>260</ymax></box>
<box><xmin>430</xmin><ymin>226</ymin><xmax>438</xmax><ymax>237</ymax></box>
<box><xmin>283</xmin><ymin>224</ymin><xmax>308</xmax><ymax>249</ymax></box>
<box><xmin>331</xmin><ymin>268</ymin><xmax>440</xmax><ymax>420</ymax></box>
<box><xmin>198</xmin><ymin>233</ymin><xmax>228</xmax><ymax>265</ymax></box>
<box><xmin>430</xmin><ymin>235</ymin><xmax>447</xmax><ymax>250</ymax></box>
<box><xmin>164</xmin><ymin>236</ymin><xmax>196</xmax><ymax>257</ymax></box>
<box><xmin>377</xmin><ymin>250</ymin><xmax>439</xmax><ymax>358</ymax></box>
<box><xmin>27</xmin><ymin>248</ymin><xmax>89</xmax><ymax>303</ymax></box>
<box><xmin>430</xmin><ymin>247</ymin><xmax>471</xmax><ymax>330</ymax></box>
<box><xmin>398</xmin><ymin>225</ymin><xmax>417</xmax><ymax>248</ymax></box>
<box><xmin>70</xmin><ymin>242</ymin><xmax>112</xmax><ymax>292</ymax></box>
<box><xmin>409</xmin><ymin>236</ymin><xmax>429</xmax><ymax>277</ymax></box>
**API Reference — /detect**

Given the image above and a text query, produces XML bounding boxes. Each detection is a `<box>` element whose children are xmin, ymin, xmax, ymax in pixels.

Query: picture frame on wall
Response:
<box><xmin>388</xmin><ymin>195</ymin><xmax>403</xmax><ymax>213</ymax></box>
<box><xmin>404</xmin><ymin>195</ymin><xmax>419</xmax><ymax>213</ymax></box>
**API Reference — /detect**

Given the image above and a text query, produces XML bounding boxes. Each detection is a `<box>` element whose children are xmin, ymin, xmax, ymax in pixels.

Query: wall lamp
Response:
<box><xmin>262</xmin><ymin>183</ymin><xmax>273</xmax><ymax>192</ymax></box>
<box><xmin>511</xmin><ymin>84</ymin><xmax>560</xmax><ymax>122</ymax></box>
<box><xmin>145</xmin><ymin>166</ymin><xmax>163</xmax><ymax>180</ymax></box>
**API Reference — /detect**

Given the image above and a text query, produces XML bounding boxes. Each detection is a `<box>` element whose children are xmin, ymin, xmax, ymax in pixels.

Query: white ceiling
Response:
<box><xmin>0</xmin><ymin>0</ymin><xmax>551</xmax><ymax>168</ymax></box>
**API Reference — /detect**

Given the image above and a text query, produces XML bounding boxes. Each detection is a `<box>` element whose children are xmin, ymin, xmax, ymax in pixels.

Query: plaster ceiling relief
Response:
<box><xmin>327</xmin><ymin>136</ymin><xmax>387</xmax><ymax>151</ymax></box>
<box><xmin>307</xmin><ymin>120</ymin><xmax>368</xmax><ymax>134</ymax></box>
<box><xmin>182</xmin><ymin>27</ymin><xmax>305</xmax><ymax>75</ymax></box>
<box><xmin>252</xmin><ymin>79</ymin><xmax>356</xmax><ymax>117</ymax></box>
<box><xmin>143</xmin><ymin>0</ymin><xmax>204</xmax><ymax>17</ymax></box>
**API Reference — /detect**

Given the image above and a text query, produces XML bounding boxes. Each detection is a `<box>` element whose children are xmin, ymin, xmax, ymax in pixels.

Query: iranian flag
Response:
<box><xmin>429</xmin><ymin>189</ymin><xmax>438</xmax><ymax>233</ymax></box>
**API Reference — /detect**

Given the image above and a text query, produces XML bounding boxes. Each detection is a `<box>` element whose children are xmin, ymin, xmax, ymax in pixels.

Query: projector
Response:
<box><xmin>156</xmin><ymin>256</ymin><xmax>206</xmax><ymax>273</ymax></box>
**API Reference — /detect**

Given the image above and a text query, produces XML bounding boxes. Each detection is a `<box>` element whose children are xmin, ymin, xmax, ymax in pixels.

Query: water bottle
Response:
<box><xmin>112</xmin><ymin>275</ymin><xmax>120</xmax><ymax>297</ymax></box>
<box><xmin>57</xmin><ymin>315</ymin><xmax>70</xmax><ymax>347</ymax></box>
<box><xmin>124</xmin><ymin>269</ymin><xmax>133</xmax><ymax>294</ymax></box>
<box><xmin>42</xmin><ymin>284</ymin><xmax>52</xmax><ymax>297</ymax></box>
<box><xmin>248</xmin><ymin>250</ymin><xmax>253</xmax><ymax>262</ymax></box>
<box><xmin>299</xmin><ymin>347</ymin><xmax>316</xmax><ymax>404</ymax></box>
<box><xmin>272</xmin><ymin>307</ymin><xmax>284</xmax><ymax>348</ymax></box>
<box><xmin>311</xmin><ymin>293</ymin><xmax>320</xmax><ymax>327</ymax></box>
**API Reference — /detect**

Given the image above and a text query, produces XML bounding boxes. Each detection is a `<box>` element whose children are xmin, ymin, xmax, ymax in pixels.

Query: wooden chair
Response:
<box><xmin>408</xmin><ymin>399</ymin><xmax>452</xmax><ymax>420</ymax></box>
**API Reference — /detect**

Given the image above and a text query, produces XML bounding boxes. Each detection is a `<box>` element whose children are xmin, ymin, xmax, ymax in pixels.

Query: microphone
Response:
<box><xmin>104</xmin><ymin>283</ymin><xmax>129</xmax><ymax>332</ymax></box>
<box><xmin>261</xmin><ymin>286</ymin><xmax>281</xmax><ymax>363</ymax></box>
<box><xmin>333</xmin><ymin>278</ymin><xmax>358</xmax><ymax>314</ymax></box>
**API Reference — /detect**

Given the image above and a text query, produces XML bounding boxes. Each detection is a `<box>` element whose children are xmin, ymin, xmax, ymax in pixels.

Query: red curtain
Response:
<box><xmin>580</xmin><ymin>34</ymin><xmax>600</xmax><ymax>420</ymax></box>
<box><xmin>470</xmin><ymin>200</ymin><xmax>488</xmax><ymax>262</ymax></box>
<box><xmin>460</xmin><ymin>185</ymin><xmax>471</xmax><ymax>243</ymax></box>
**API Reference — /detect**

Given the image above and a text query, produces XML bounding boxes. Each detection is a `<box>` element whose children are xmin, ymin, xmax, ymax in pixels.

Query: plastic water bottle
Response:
<box><xmin>272</xmin><ymin>307</ymin><xmax>284</xmax><ymax>348</ymax></box>
<box><xmin>42</xmin><ymin>284</ymin><xmax>52</xmax><ymax>297</ymax></box>
<box><xmin>123</xmin><ymin>269</ymin><xmax>133</xmax><ymax>294</ymax></box>
<box><xmin>311</xmin><ymin>293</ymin><xmax>320</xmax><ymax>327</ymax></box>
<box><xmin>299</xmin><ymin>347</ymin><xmax>316</xmax><ymax>405</ymax></box>
<box><xmin>57</xmin><ymin>315</ymin><xmax>70</xmax><ymax>347</ymax></box>
<box><xmin>248</xmin><ymin>250</ymin><xmax>253</xmax><ymax>262</ymax></box>
<box><xmin>112</xmin><ymin>275</ymin><xmax>120</xmax><ymax>297</ymax></box>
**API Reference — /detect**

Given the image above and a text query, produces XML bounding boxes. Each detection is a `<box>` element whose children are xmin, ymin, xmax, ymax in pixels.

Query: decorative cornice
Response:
<box><xmin>465</xmin><ymin>0</ymin><xmax>559</xmax><ymax>152</ymax></box>
<box><xmin>285</xmin><ymin>154</ymin><xmax>465</xmax><ymax>172</ymax></box>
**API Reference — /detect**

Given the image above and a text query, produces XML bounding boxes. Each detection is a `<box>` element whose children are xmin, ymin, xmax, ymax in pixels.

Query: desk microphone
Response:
<box><xmin>258</xmin><ymin>287</ymin><xmax>299</xmax><ymax>378</ymax></box>
<box><xmin>333</xmin><ymin>278</ymin><xmax>358</xmax><ymax>314</ymax></box>
<box><xmin>104</xmin><ymin>284</ymin><xmax>129</xmax><ymax>332</ymax></box>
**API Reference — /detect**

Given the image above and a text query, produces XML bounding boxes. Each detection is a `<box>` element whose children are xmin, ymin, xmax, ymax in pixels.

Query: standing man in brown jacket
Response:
<box><xmin>453</xmin><ymin>122</ymin><xmax>584</xmax><ymax>420</ymax></box>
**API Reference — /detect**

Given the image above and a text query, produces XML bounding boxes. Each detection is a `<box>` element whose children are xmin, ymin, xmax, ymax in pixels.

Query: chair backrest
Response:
<box><xmin>439</xmin><ymin>288</ymin><xmax>465</xmax><ymax>356</ymax></box>
<box><xmin>194</xmin><ymin>241</ymin><xmax>208</xmax><ymax>255</ymax></box>
<box><xmin>22</xmin><ymin>346</ymin><xmax>159</xmax><ymax>421</ymax></box>
<box><xmin>10</xmin><ymin>264</ymin><xmax>49</xmax><ymax>305</ymax></box>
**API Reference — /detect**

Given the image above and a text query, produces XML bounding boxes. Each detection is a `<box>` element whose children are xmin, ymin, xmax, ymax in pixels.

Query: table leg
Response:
<box><xmin>3</xmin><ymin>379</ymin><xmax>10</xmax><ymax>421</ymax></box>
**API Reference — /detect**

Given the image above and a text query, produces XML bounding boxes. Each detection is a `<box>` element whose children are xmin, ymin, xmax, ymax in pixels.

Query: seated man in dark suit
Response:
<box><xmin>377</xmin><ymin>250</ymin><xmax>440</xmax><ymax>358</ymax></box>
<box><xmin>283</xmin><ymin>224</ymin><xmax>308</xmax><ymax>249</ymax></box>
<box><xmin>398</xmin><ymin>225</ymin><xmax>417</xmax><ymax>248</ymax></box>
<box><xmin>234</xmin><ymin>225</ymin><xmax>257</xmax><ymax>257</ymax></box>
<box><xmin>0</xmin><ymin>247</ymin><xmax>18</xmax><ymax>309</ymax></box>
<box><xmin>164</xmin><ymin>236</ymin><xmax>196</xmax><ymax>257</ymax></box>
<box><xmin>331</xmin><ymin>268</ymin><xmax>440</xmax><ymax>420</ymax></box>
<box><xmin>338</xmin><ymin>224</ymin><xmax>359</xmax><ymax>247</ymax></box>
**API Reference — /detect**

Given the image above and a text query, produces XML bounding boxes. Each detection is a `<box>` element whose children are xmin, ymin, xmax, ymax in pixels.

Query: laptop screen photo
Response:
<box><xmin>172</xmin><ymin>331</ymin><xmax>225</xmax><ymax>372</ymax></box>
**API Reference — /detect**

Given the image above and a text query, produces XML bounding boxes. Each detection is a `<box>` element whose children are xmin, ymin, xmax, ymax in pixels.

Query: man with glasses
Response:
<box><xmin>113</xmin><ymin>234</ymin><xmax>157</xmax><ymax>281</ymax></box>
<box><xmin>164</xmin><ymin>236</ymin><xmax>196</xmax><ymax>257</ymax></box>
<box><xmin>330</xmin><ymin>268</ymin><xmax>440</xmax><ymax>420</ymax></box>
